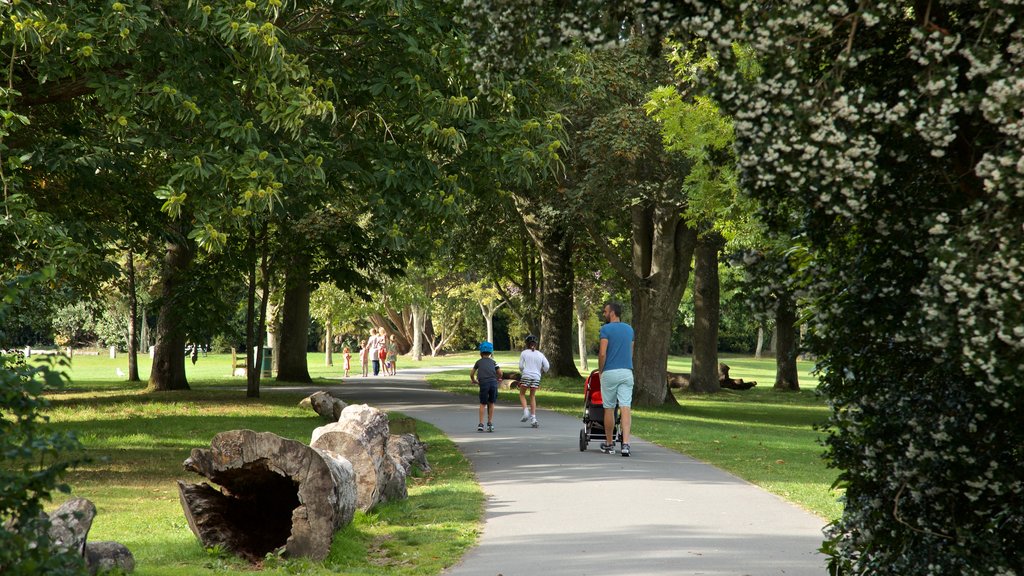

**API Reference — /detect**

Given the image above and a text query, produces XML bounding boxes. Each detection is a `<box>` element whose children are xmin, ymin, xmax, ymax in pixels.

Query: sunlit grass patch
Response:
<box><xmin>37</xmin><ymin>384</ymin><xmax>482</xmax><ymax>575</ymax></box>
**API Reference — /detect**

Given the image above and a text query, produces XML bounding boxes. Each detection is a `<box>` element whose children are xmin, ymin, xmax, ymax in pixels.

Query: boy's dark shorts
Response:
<box><xmin>478</xmin><ymin>380</ymin><xmax>498</xmax><ymax>404</ymax></box>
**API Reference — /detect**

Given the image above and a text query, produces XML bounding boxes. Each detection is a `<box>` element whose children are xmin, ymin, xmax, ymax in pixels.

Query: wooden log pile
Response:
<box><xmin>179</xmin><ymin>404</ymin><xmax>430</xmax><ymax>563</ymax></box>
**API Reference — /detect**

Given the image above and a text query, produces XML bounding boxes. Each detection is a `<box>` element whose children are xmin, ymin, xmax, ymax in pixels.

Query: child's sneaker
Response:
<box><xmin>621</xmin><ymin>443</ymin><xmax>631</xmax><ymax>457</ymax></box>
<box><xmin>530</xmin><ymin>416</ymin><xmax>539</xmax><ymax>428</ymax></box>
<box><xmin>477</xmin><ymin>423</ymin><xmax>484</xmax><ymax>433</ymax></box>
<box><xmin>599</xmin><ymin>442</ymin><xmax>615</xmax><ymax>454</ymax></box>
<box><xmin>487</xmin><ymin>422</ymin><xmax>495</xmax><ymax>433</ymax></box>
<box><xmin>520</xmin><ymin>408</ymin><xmax>530</xmax><ymax>422</ymax></box>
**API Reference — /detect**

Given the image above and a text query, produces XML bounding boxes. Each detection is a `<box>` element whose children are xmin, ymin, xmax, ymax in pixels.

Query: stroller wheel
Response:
<box><xmin>579</xmin><ymin>429</ymin><xmax>588</xmax><ymax>452</ymax></box>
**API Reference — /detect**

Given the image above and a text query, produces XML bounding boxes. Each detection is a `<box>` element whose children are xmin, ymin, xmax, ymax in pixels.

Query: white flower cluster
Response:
<box><xmin>673</xmin><ymin>1</ymin><xmax>1024</xmax><ymax>573</ymax></box>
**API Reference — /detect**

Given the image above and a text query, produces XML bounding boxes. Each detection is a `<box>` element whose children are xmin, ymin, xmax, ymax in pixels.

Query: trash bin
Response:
<box><xmin>260</xmin><ymin>346</ymin><xmax>272</xmax><ymax>378</ymax></box>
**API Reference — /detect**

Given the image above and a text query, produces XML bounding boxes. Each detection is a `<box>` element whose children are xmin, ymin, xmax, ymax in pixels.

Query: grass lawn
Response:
<box><xmin>31</xmin><ymin>352</ymin><xmax>483</xmax><ymax>576</ymax></box>
<box><xmin>28</xmin><ymin>349</ymin><xmax>840</xmax><ymax>575</ymax></box>
<box><xmin>427</xmin><ymin>351</ymin><xmax>843</xmax><ymax>522</ymax></box>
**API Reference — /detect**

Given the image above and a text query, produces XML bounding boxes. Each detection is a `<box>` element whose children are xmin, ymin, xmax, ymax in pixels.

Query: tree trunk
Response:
<box><xmin>513</xmin><ymin>193</ymin><xmax>580</xmax><ymax>378</ymax></box>
<box><xmin>126</xmin><ymin>247</ymin><xmax>140</xmax><ymax>382</ymax></box>
<box><xmin>690</xmin><ymin>232</ymin><xmax>723</xmax><ymax>393</ymax></box>
<box><xmin>244</xmin><ymin>224</ymin><xmax>260</xmax><ymax>397</ymax></box>
<box><xmin>774</xmin><ymin>291</ymin><xmax>800</xmax><ymax>391</ymax></box>
<box><xmin>179</xmin><ymin>430</ymin><xmax>356</xmax><ymax>562</ymax></box>
<box><xmin>324</xmin><ymin>323</ymin><xmax>333</xmax><ymax>366</ymax></box>
<box><xmin>622</xmin><ymin>203</ymin><xmax>698</xmax><ymax>406</ymax></box>
<box><xmin>480</xmin><ymin>302</ymin><xmax>495</xmax><ymax>344</ymax></box>
<box><xmin>252</xmin><ymin>226</ymin><xmax>272</xmax><ymax>395</ymax></box>
<box><xmin>148</xmin><ymin>239</ymin><xmax>192</xmax><ymax>391</ymax></box>
<box><xmin>277</xmin><ymin>257</ymin><xmax>312</xmax><ymax>383</ymax></box>
<box><xmin>576</xmin><ymin>307</ymin><xmax>589</xmax><ymax>372</ymax></box>
<box><xmin>754</xmin><ymin>326</ymin><xmax>764</xmax><ymax>359</ymax></box>
<box><xmin>411</xmin><ymin>305</ymin><xmax>425</xmax><ymax>361</ymax></box>
<box><xmin>267</xmin><ymin>300</ymin><xmax>281</xmax><ymax>373</ymax></box>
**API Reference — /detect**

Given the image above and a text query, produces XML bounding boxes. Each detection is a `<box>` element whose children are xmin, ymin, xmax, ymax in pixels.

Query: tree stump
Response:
<box><xmin>310</xmin><ymin>404</ymin><xmax>403</xmax><ymax>511</ymax></box>
<box><xmin>299</xmin><ymin>390</ymin><xmax>347</xmax><ymax>421</ymax></box>
<box><xmin>178</xmin><ymin>429</ymin><xmax>356</xmax><ymax>562</ymax></box>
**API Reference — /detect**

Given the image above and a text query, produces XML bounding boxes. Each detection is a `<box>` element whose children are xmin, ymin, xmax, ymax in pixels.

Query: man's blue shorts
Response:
<box><xmin>600</xmin><ymin>369</ymin><xmax>634</xmax><ymax>408</ymax></box>
<box><xmin>478</xmin><ymin>380</ymin><xmax>498</xmax><ymax>404</ymax></box>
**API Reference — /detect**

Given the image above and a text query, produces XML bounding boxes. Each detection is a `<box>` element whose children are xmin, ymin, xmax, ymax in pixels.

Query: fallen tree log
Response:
<box><xmin>299</xmin><ymin>390</ymin><xmax>347</xmax><ymax>421</ymax></box>
<box><xmin>387</xmin><ymin>432</ymin><xmax>430</xmax><ymax>475</ymax></box>
<box><xmin>310</xmin><ymin>404</ymin><xmax>403</xmax><ymax>510</ymax></box>
<box><xmin>178</xmin><ymin>429</ymin><xmax>356</xmax><ymax>562</ymax></box>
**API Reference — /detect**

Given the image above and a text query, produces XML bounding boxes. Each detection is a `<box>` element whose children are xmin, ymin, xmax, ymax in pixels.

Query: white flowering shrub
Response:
<box><xmin>463</xmin><ymin>1</ymin><xmax>1023</xmax><ymax>573</ymax></box>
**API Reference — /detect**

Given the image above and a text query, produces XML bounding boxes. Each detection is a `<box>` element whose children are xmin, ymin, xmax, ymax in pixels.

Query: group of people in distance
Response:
<box><xmin>343</xmin><ymin>326</ymin><xmax>398</xmax><ymax>378</ymax></box>
<box><xmin>471</xmin><ymin>301</ymin><xmax>635</xmax><ymax>457</ymax></box>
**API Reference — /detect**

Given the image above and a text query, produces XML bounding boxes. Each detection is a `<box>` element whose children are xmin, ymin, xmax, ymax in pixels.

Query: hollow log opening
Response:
<box><xmin>179</xmin><ymin>460</ymin><xmax>300</xmax><ymax>561</ymax></box>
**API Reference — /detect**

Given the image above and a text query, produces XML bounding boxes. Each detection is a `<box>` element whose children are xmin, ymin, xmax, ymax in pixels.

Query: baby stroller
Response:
<box><xmin>579</xmin><ymin>370</ymin><xmax>620</xmax><ymax>452</ymax></box>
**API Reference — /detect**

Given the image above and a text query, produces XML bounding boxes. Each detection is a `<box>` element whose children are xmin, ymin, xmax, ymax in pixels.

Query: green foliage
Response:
<box><xmin>49</xmin><ymin>302</ymin><xmax>96</xmax><ymax>348</ymax></box>
<box><xmin>676</xmin><ymin>3</ymin><xmax>1024</xmax><ymax>574</ymax></box>
<box><xmin>1</xmin><ymin>277</ymin><xmax>87</xmax><ymax>575</ymax></box>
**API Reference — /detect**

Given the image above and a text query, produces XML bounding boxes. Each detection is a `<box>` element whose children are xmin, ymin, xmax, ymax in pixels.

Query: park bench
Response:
<box><xmin>230</xmin><ymin>348</ymin><xmax>247</xmax><ymax>376</ymax></box>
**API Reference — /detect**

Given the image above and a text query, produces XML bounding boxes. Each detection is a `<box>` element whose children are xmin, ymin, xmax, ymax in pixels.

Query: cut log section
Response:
<box><xmin>299</xmin><ymin>390</ymin><xmax>347</xmax><ymax>421</ymax></box>
<box><xmin>387</xmin><ymin>433</ymin><xmax>431</xmax><ymax>475</ymax></box>
<box><xmin>310</xmin><ymin>404</ymin><xmax>403</xmax><ymax>511</ymax></box>
<box><xmin>178</xmin><ymin>429</ymin><xmax>356</xmax><ymax>562</ymax></box>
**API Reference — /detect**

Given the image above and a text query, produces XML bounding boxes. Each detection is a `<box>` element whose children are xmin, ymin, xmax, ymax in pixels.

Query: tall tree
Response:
<box><xmin>566</xmin><ymin>42</ymin><xmax>698</xmax><ymax>406</ymax></box>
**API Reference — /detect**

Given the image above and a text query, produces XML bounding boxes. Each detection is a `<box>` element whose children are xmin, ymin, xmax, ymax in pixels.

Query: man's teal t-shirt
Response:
<box><xmin>599</xmin><ymin>322</ymin><xmax>634</xmax><ymax>371</ymax></box>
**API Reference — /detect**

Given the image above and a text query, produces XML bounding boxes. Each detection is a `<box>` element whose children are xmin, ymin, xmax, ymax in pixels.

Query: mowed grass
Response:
<box><xmin>31</xmin><ymin>348</ymin><xmax>840</xmax><ymax>576</ymax></box>
<box><xmin>428</xmin><ymin>352</ymin><xmax>843</xmax><ymax>521</ymax></box>
<box><xmin>31</xmin><ymin>354</ymin><xmax>483</xmax><ymax>576</ymax></box>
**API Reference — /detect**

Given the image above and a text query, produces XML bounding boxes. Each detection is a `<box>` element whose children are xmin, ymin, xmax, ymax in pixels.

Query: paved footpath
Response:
<box><xmin>294</xmin><ymin>368</ymin><xmax>828</xmax><ymax>576</ymax></box>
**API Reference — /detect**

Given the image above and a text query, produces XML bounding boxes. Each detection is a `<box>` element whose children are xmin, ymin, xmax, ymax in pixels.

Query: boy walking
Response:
<box><xmin>518</xmin><ymin>335</ymin><xmax>549</xmax><ymax>427</ymax></box>
<box><xmin>471</xmin><ymin>341</ymin><xmax>502</xmax><ymax>433</ymax></box>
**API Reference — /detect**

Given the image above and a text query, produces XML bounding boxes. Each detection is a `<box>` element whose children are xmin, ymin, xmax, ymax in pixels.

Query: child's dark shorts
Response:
<box><xmin>478</xmin><ymin>380</ymin><xmax>498</xmax><ymax>404</ymax></box>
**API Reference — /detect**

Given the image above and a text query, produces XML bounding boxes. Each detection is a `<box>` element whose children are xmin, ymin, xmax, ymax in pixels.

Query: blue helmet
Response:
<box><xmin>479</xmin><ymin>341</ymin><xmax>494</xmax><ymax>353</ymax></box>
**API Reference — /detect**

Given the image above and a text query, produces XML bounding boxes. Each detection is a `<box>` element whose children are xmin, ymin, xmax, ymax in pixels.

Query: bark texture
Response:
<box><xmin>774</xmin><ymin>291</ymin><xmax>801</xmax><ymax>391</ymax></box>
<box><xmin>148</xmin><ymin>239</ymin><xmax>192</xmax><ymax>391</ymax></box>
<box><xmin>277</xmin><ymin>258</ymin><xmax>313</xmax><ymax>383</ymax></box>
<box><xmin>623</xmin><ymin>202</ymin><xmax>698</xmax><ymax>406</ymax></box>
<box><xmin>690</xmin><ymin>233</ymin><xmax>724</xmax><ymax>393</ymax></box>
<box><xmin>513</xmin><ymin>193</ymin><xmax>580</xmax><ymax>378</ymax></box>
<box><xmin>179</xmin><ymin>430</ymin><xmax>356</xmax><ymax>562</ymax></box>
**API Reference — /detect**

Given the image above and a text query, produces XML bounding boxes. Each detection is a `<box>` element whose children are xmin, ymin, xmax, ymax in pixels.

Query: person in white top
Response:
<box><xmin>367</xmin><ymin>327</ymin><xmax>385</xmax><ymax>376</ymax></box>
<box><xmin>517</xmin><ymin>335</ymin><xmax>550</xmax><ymax>428</ymax></box>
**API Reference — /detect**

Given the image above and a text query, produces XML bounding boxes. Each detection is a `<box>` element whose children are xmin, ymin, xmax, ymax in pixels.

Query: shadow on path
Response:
<box><xmin>266</xmin><ymin>371</ymin><xmax>829</xmax><ymax>576</ymax></box>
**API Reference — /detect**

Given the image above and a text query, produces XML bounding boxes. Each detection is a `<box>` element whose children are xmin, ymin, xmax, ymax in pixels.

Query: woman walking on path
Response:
<box><xmin>517</xmin><ymin>335</ymin><xmax>549</xmax><ymax>428</ymax></box>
